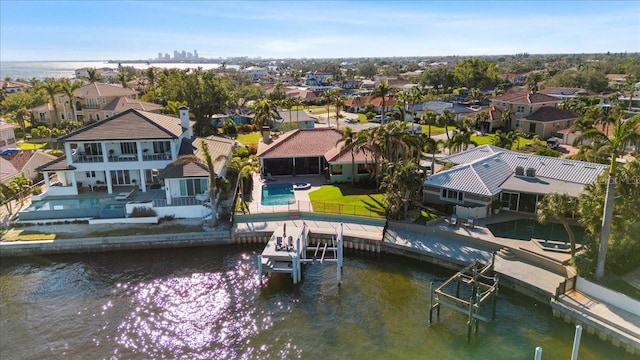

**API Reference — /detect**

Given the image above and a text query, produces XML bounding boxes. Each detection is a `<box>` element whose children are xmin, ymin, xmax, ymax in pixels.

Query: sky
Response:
<box><xmin>1</xmin><ymin>0</ymin><xmax>639</xmax><ymax>61</ymax></box>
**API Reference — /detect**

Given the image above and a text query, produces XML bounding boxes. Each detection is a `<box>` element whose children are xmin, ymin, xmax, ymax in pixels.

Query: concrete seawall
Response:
<box><xmin>0</xmin><ymin>231</ymin><xmax>233</xmax><ymax>256</ymax></box>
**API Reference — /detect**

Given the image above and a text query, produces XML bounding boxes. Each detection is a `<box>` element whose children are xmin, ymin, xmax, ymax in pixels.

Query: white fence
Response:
<box><xmin>576</xmin><ymin>277</ymin><xmax>640</xmax><ymax>315</ymax></box>
<box><xmin>454</xmin><ymin>204</ymin><xmax>489</xmax><ymax>219</ymax></box>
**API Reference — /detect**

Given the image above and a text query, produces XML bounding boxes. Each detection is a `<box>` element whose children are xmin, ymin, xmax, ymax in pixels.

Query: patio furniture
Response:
<box><xmin>114</xmin><ymin>189</ymin><xmax>135</xmax><ymax>200</ymax></box>
<box><xmin>449</xmin><ymin>215</ymin><xmax>458</xmax><ymax>227</ymax></box>
<box><xmin>464</xmin><ymin>218</ymin><xmax>475</xmax><ymax>229</ymax></box>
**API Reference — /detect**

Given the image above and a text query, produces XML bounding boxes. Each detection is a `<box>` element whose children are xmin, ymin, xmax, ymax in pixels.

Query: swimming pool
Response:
<box><xmin>487</xmin><ymin>219</ymin><xmax>586</xmax><ymax>243</ymax></box>
<box><xmin>261</xmin><ymin>183</ymin><xmax>296</xmax><ymax>206</ymax></box>
<box><xmin>24</xmin><ymin>197</ymin><xmax>107</xmax><ymax>211</ymax></box>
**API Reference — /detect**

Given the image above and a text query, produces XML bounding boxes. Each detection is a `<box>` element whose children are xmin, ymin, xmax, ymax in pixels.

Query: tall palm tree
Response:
<box><xmin>501</xmin><ymin>109</ymin><xmax>514</xmax><ymax>131</ymax></box>
<box><xmin>84</xmin><ymin>68</ymin><xmax>102</xmax><ymax>83</ymax></box>
<box><xmin>200</xmin><ymin>142</ymin><xmax>228</xmax><ymax>225</ymax></box>
<box><xmin>333</xmin><ymin>94</ymin><xmax>345</xmax><ymax>129</ymax></box>
<box><xmin>39</xmin><ymin>78</ymin><xmax>61</xmax><ymax>126</ymax></box>
<box><xmin>537</xmin><ymin>193</ymin><xmax>578</xmax><ymax>259</ymax></box>
<box><xmin>370</xmin><ymin>80</ymin><xmax>391</xmax><ymax>123</ymax></box>
<box><xmin>420</xmin><ymin>109</ymin><xmax>437</xmax><ymax>138</ymax></box>
<box><xmin>60</xmin><ymin>79</ymin><xmax>82</xmax><ymax>122</ymax></box>
<box><xmin>337</xmin><ymin>127</ymin><xmax>359</xmax><ymax>185</ymax></box>
<box><xmin>250</xmin><ymin>99</ymin><xmax>280</xmax><ymax>130</ymax></box>
<box><xmin>409</xmin><ymin>86</ymin><xmax>423</xmax><ymax>121</ymax></box>
<box><xmin>574</xmin><ymin>115</ymin><xmax>640</xmax><ymax>279</ymax></box>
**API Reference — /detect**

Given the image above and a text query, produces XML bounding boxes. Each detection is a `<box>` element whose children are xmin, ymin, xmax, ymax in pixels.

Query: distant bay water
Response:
<box><xmin>0</xmin><ymin>61</ymin><xmax>236</xmax><ymax>80</ymax></box>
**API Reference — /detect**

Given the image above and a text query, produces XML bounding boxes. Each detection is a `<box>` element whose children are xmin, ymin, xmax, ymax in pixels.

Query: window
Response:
<box><xmin>86</xmin><ymin>98</ymin><xmax>99</xmax><ymax>108</ymax></box>
<box><xmin>120</xmin><ymin>142</ymin><xmax>137</xmax><ymax>154</ymax></box>
<box><xmin>516</xmin><ymin>105</ymin><xmax>525</xmax><ymax>114</ymax></box>
<box><xmin>102</xmin><ymin>97</ymin><xmax>106</xmax><ymax>104</ymax></box>
<box><xmin>39</xmin><ymin>113</ymin><xmax>46</xmax><ymax>122</ymax></box>
<box><xmin>357</xmin><ymin>163</ymin><xmax>371</xmax><ymax>175</ymax></box>
<box><xmin>515</xmin><ymin>120</ymin><xmax>520</xmax><ymax>128</ymax></box>
<box><xmin>86</xmin><ymin>171</ymin><xmax>96</xmax><ymax>178</ymax></box>
<box><xmin>83</xmin><ymin>143</ymin><xmax>102</xmax><ymax>155</ymax></box>
<box><xmin>153</xmin><ymin>141</ymin><xmax>171</xmax><ymax>153</ymax></box>
<box><xmin>441</xmin><ymin>189</ymin><xmax>463</xmax><ymax>202</ymax></box>
<box><xmin>330</xmin><ymin>164</ymin><xmax>343</xmax><ymax>175</ymax></box>
<box><xmin>96</xmin><ymin>114</ymin><xmax>100</xmax><ymax>121</ymax></box>
<box><xmin>179</xmin><ymin>178</ymin><xmax>207</xmax><ymax>196</ymax></box>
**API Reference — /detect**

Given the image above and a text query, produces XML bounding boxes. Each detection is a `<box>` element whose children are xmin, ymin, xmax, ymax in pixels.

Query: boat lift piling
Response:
<box><xmin>428</xmin><ymin>260</ymin><xmax>499</xmax><ymax>342</ymax></box>
<box><xmin>258</xmin><ymin>222</ymin><xmax>344</xmax><ymax>285</ymax></box>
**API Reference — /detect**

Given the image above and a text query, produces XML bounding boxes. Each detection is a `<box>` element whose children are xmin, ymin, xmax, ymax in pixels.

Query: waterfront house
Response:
<box><xmin>0</xmin><ymin>80</ymin><xmax>31</xmax><ymax>94</ymax></box>
<box><xmin>30</xmin><ymin>83</ymin><xmax>160</xmax><ymax>126</ymax></box>
<box><xmin>26</xmin><ymin>107</ymin><xmax>235</xmax><ymax>222</ymax></box>
<box><xmin>256</xmin><ymin>128</ymin><xmax>372</xmax><ymax>183</ymax></box>
<box><xmin>242</xmin><ymin>66</ymin><xmax>269</xmax><ymax>82</ymax></box>
<box><xmin>423</xmin><ymin>145</ymin><xmax>607</xmax><ymax>217</ymax></box>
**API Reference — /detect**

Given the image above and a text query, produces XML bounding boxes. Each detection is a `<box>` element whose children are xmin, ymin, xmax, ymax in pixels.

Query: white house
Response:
<box><xmin>0</xmin><ymin>121</ymin><xmax>17</xmax><ymax>150</ymax></box>
<box><xmin>31</xmin><ymin>107</ymin><xmax>234</xmax><ymax>221</ymax></box>
<box><xmin>242</xmin><ymin>66</ymin><xmax>269</xmax><ymax>82</ymax></box>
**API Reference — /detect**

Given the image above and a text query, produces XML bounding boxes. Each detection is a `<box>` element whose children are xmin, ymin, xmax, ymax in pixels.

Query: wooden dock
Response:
<box><xmin>258</xmin><ymin>222</ymin><xmax>344</xmax><ymax>284</ymax></box>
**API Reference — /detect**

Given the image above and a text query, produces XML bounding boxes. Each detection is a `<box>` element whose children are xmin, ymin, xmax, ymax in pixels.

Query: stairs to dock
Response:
<box><xmin>497</xmin><ymin>247</ymin><xmax>516</xmax><ymax>259</ymax></box>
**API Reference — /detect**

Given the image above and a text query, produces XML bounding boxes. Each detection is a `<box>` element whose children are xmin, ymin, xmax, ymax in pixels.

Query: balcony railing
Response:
<box><xmin>72</xmin><ymin>154</ymin><xmax>104</xmax><ymax>163</ymax></box>
<box><xmin>143</xmin><ymin>153</ymin><xmax>172</xmax><ymax>161</ymax></box>
<box><xmin>108</xmin><ymin>154</ymin><xmax>138</xmax><ymax>162</ymax></box>
<box><xmin>154</xmin><ymin>196</ymin><xmax>203</xmax><ymax>207</ymax></box>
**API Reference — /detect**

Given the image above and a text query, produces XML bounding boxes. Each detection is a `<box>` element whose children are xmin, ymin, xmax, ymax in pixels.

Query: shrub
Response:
<box><xmin>534</xmin><ymin>147</ymin><xmax>561</xmax><ymax>157</ymax></box>
<box><xmin>130</xmin><ymin>207</ymin><xmax>157</xmax><ymax>217</ymax></box>
<box><xmin>48</xmin><ymin>149</ymin><xmax>64</xmax><ymax>157</ymax></box>
<box><xmin>159</xmin><ymin>214</ymin><xmax>175</xmax><ymax>223</ymax></box>
<box><xmin>237</xmin><ymin>124</ymin><xmax>256</xmax><ymax>133</ymax></box>
<box><xmin>235</xmin><ymin>146</ymin><xmax>249</xmax><ymax>159</ymax></box>
<box><xmin>31</xmin><ymin>187</ymin><xmax>42</xmax><ymax>195</ymax></box>
<box><xmin>247</xmin><ymin>144</ymin><xmax>258</xmax><ymax>155</ymax></box>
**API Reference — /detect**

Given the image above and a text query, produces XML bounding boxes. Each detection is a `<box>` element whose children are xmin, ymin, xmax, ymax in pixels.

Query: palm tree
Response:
<box><xmin>39</xmin><ymin>78</ymin><xmax>61</xmax><ymax>126</ymax></box>
<box><xmin>0</xmin><ymin>183</ymin><xmax>18</xmax><ymax>216</ymax></box>
<box><xmin>409</xmin><ymin>86</ymin><xmax>423</xmax><ymax>121</ymax></box>
<box><xmin>250</xmin><ymin>99</ymin><xmax>280</xmax><ymax>130</ymax></box>
<box><xmin>117</xmin><ymin>70</ymin><xmax>130</xmax><ymax>89</ymax></box>
<box><xmin>84</xmin><ymin>68</ymin><xmax>102</xmax><ymax>83</ymax></box>
<box><xmin>492</xmin><ymin>130</ymin><xmax>517</xmax><ymax>149</ymax></box>
<box><xmin>574</xmin><ymin>115</ymin><xmax>640</xmax><ymax>279</ymax></box>
<box><xmin>420</xmin><ymin>109</ymin><xmax>437</xmax><ymax>138</ymax></box>
<box><xmin>537</xmin><ymin>193</ymin><xmax>579</xmax><ymax>259</ymax></box>
<box><xmin>60</xmin><ymin>79</ymin><xmax>82</xmax><ymax>122</ymax></box>
<box><xmin>501</xmin><ymin>109</ymin><xmax>514</xmax><ymax>131</ymax></box>
<box><xmin>337</xmin><ymin>127</ymin><xmax>359</xmax><ymax>185</ymax></box>
<box><xmin>334</xmin><ymin>95</ymin><xmax>346</xmax><ymax>129</ymax></box>
<box><xmin>200</xmin><ymin>142</ymin><xmax>228</xmax><ymax>225</ymax></box>
<box><xmin>370</xmin><ymin>80</ymin><xmax>392</xmax><ymax>123</ymax></box>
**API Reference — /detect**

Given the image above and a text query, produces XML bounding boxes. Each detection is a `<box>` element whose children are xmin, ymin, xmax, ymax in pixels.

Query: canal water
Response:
<box><xmin>0</xmin><ymin>245</ymin><xmax>634</xmax><ymax>359</ymax></box>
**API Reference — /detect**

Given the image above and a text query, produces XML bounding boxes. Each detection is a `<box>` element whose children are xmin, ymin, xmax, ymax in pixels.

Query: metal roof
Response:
<box><xmin>426</xmin><ymin>145</ymin><xmax>608</xmax><ymax>196</ymax></box>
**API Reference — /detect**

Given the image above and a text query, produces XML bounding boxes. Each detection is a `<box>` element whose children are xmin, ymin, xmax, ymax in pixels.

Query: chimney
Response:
<box><xmin>179</xmin><ymin>106</ymin><xmax>192</xmax><ymax>138</ymax></box>
<box><xmin>262</xmin><ymin>125</ymin><xmax>271</xmax><ymax>143</ymax></box>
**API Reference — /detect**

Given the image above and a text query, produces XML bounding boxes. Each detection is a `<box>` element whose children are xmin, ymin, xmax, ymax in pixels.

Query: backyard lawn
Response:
<box><xmin>470</xmin><ymin>134</ymin><xmax>535</xmax><ymax>150</ymax></box>
<box><xmin>236</xmin><ymin>132</ymin><xmax>261</xmax><ymax>145</ymax></box>
<box><xmin>308</xmin><ymin>184</ymin><xmax>386</xmax><ymax>218</ymax></box>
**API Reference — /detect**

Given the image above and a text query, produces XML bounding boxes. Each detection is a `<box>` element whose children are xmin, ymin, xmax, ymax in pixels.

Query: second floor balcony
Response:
<box><xmin>73</xmin><ymin>154</ymin><xmax>104</xmax><ymax>163</ymax></box>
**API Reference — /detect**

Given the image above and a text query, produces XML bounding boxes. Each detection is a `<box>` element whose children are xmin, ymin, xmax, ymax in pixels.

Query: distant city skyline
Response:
<box><xmin>1</xmin><ymin>1</ymin><xmax>639</xmax><ymax>61</ymax></box>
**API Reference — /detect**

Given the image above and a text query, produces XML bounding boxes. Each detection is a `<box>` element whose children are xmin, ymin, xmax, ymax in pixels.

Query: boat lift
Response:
<box><xmin>257</xmin><ymin>222</ymin><xmax>344</xmax><ymax>284</ymax></box>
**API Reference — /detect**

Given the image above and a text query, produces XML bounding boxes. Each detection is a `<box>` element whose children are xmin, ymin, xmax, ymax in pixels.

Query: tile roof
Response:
<box><xmin>1</xmin><ymin>150</ymin><xmax>35</xmax><ymax>172</ymax></box>
<box><xmin>257</xmin><ymin>128</ymin><xmax>344</xmax><ymax>158</ymax></box>
<box><xmin>324</xmin><ymin>143</ymin><xmax>372</xmax><ymax>164</ymax></box>
<box><xmin>73</xmin><ymin>83</ymin><xmax>137</xmax><ymax>98</ymax></box>
<box><xmin>428</xmin><ymin>145</ymin><xmax>608</xmax><ymax>196</ymax></box>
<box><xmin>58</xmin><ymin>109</ymin><xmax>185</xmax><ymax>141</ymax></box>
<box><xmin>35</xmin><ymin>156</ymin><xmax>75</xmax><ymax>172</ymax></box>
<box><xmin>0</xmin><ymin>157</ymin><xmax>19</xmax><ymax>180</ymax></box>
<box><xmin>159</xmin><ymin>159</ymin><xmax>210</xmax><ymax>179</ymax></box>
<box><xmin>192</xmin><ymin>136</ymin><xmax>236</xmax><ymax>175</ymax></box>
<box><xmin>492</xmin><ymin>91</ymin><xmax>560</xmax><ymax>104</ymax></box>
<box><xmin>103</xmin><ymin>97</ymin><xmax>163</xmax><ymax>113</ymax></box>
<box><xmin>524</xmin><ymin>106</ymin><xmax>581</xmax><ymax>122</ymax></box>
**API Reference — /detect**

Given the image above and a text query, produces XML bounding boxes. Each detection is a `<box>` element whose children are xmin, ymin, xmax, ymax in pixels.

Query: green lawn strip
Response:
<box><xmin>236</xmin><ymin>132</ymin><xmax>261</xmax><ymax>145</ymax></box>
<box><xmin>421</xmin><ymin>125</ymin><xmax>446</xmax><ymax>136</ymax></box>
<box><xmin>470</xmin><ymin>135</ymin><xmax>534</xmax><ymax>150</ymax></box>
<box><xmin>1</xmin><ymin>229</ymin><xmax>57</xmax><ymax>241</ymax></box>
<box><xmin>85</xmin><ymin>224</ymin><xmax>204</xmax><ymax>237</ymax></box>
<box><xmin>308</xmin><ymin>185</ymin><xmax>386</xmax><ymax>218</ymax></box>
<box><xmin>607</xmin><ymin>278</ymin><xmax>640</xmax><ymax>301</ymax></box>
<box><xmin>17</xmin><ymin>142</ymin><xmax>47</xmax><ymax>150</ymax></box>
